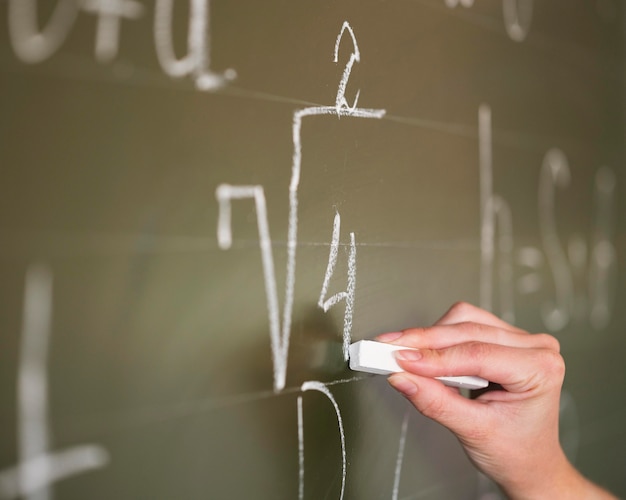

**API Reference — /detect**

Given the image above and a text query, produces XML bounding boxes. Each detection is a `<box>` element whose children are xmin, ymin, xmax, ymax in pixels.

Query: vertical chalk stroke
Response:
<box><xmin>391</xmin><ymin>410</ymin><xmax>410</xmax><ymax>500</ymax></box>
<box><xmin>299</xmin><ymin>381</ymin><xmax>346</xmax><ymax>500</ymax></box>
<box><xmin>588</xmin><ymin>167</ymin><xmax>617</xmax><ymax>330</ymax></box>
<box><xmin>215</xmin><ymin>184</ymin><xmax>283</xmax><ymax>391</ymax></box>
<box><xmin>478</xmin><ymin>104</ymin><xmax>515</xmax><ymax>324</ymax></box>
<box><xmin>297</xmin><ymin>396</ymin><xmax>305</xmax><ymax>500</ymax></box>
<box><xmin>538</xmin><ymin>149</ymin><xmax>574</xmax><ymax>332</ymax></box>
<box><xmin>154</xmin><ymin>0</ymin><xmax>237</xmax><ymax>90</ymax></box>
<box><xmin>502</xmin><ymin>0</ymin><xmax>533</xmax><ymax>42</ymax></box>
<box><xmin>318</xmin><ymin>213</ymin><xmax>342</xmax><ymax>312</ymax></box>
<box><xmin>81</xmin><ymin>0</ymin><xmax>145</xmax><ymax>63</ymax></box>
<box><xmin>317</xmin><ymin>212</ymin><xmax>357</xmax><ymax>361</ymax></box>
<box><xmin>216</xmin><ymin>21</ymin><xmax>385</xmax><ymax>392</ymax></box>
<box><xmin>478</xmin><ymin>105</ymin><xmax>493</xmax><ymax>313</ymax></box>
<box><xmin>0</xmin><ymin>265</ymin><xmax>108</xmax><ymax>500</ymax></box>
<box><xmin>343</xmin><ymin>233</ymin><xmax>357</xmax><ymax>358</ymax></box>
<box><xmin>567</xmin><ymin>234</ymin><xmax>588</xmax><ymax>272</ymax></box>
<box><xmin>482</xmin><ymin>196</ymin><xmax>514</xmax><ymax>324</ymax></box>
<box><xmin>8</xmin><ymin>0</ymin><xmax>79</xmax><ymax>64</ymax></box>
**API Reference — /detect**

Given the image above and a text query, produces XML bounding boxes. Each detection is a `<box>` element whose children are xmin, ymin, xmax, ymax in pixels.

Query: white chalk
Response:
<box><xmin>349</xmin><ymin>340</ymin><xmax>489</xmax><ymax>390</ymax></box>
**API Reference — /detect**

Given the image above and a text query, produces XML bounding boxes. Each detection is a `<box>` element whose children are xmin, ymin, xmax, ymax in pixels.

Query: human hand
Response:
<box><xmin>378</xmin><ymin>302</ymin><xmax>613</xmax><ymax>499</ymax></box>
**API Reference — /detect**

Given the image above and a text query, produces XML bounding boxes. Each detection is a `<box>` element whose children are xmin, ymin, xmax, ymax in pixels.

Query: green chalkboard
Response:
<box><xmin>0</xmin><ymin>1</ymin><xmax>624</xmax><ymax>498</ymax></box>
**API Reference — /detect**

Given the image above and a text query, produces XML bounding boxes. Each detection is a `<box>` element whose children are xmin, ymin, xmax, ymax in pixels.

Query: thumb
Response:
<box><xmin>388</xmin><ymin>373</ymin><xmax>484</xmax><ymax>436</ymax></box>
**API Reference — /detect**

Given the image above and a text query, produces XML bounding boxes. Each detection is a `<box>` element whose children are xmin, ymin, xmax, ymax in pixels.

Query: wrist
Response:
<box><xmin>501</xmin><ymin>452</ymin><xmax>615</xmax><ymax>500</ymax></box>
<box><xmin>498</xmin><ymin>449</ymin><xmax>575</xmax><ymax>499</ymax></box>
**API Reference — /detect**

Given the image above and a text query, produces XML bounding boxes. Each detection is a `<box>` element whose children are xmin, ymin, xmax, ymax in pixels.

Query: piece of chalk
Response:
<box><xmin>349</xmin><ymin>340</ymin><xmax>489</xmax><ymax>390</ymax></box>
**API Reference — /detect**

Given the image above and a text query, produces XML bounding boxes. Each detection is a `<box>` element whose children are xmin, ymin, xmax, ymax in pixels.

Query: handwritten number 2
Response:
<box><xmin>333</xmin><ymin>21</ymin><xmax>361</xmax><ymax>112</ymax></box>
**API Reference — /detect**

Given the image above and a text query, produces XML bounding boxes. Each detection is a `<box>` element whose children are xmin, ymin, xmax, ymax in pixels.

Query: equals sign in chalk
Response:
<box><xmin>348</xmin><ymin>340</ymin><xmax>489</xmax><ymax>390</ymax></box>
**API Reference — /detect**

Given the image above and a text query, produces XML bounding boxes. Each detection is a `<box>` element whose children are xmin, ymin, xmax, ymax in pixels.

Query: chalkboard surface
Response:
<box><xmin>0</xmin><ymin>1</ymin><xmax>625</xmax><ymax>498</ymax></box>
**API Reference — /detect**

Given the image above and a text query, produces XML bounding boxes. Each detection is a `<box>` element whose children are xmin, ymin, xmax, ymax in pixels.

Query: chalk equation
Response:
<box><xmin>0</xmin><ymin>3</ymin><xmax>616</xmax><ymax>499</ymax></box>
<box><xmin>216</xmin><ymin>21</ymin><xmax>385</xmax><ymax>499</ymax></box>
<box><xmin>7</xmin><ymin>0</ymin><xmax>235</xmax><ymax>90</ymax></box>
<box><xmin>479</xmin><ymin>105</ymin><xmax>617</xmax><ymax>332</ymax></box>
<box><xmin>216</xmin><ymin>21</ymin><xmax>385</xmax><ymax>393</ymax></box>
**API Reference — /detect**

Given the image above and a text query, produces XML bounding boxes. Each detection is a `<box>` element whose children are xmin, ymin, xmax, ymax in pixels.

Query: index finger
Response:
<box><xmin>377</xmin><ymin>322</ymin><xmax>560</xmax><ymax>352</ymax></box>
<box><xmin>395</xmin><ymin>341</ymin><xmax>566</xmax><ymax>394</ymax></box>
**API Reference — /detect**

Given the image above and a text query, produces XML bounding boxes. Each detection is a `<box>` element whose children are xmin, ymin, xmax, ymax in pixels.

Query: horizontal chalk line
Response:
<box><xmin>0</xmin><ymin>232</ymin><xmax>480</xmax><ymax>257</ymax></box>
<box><xmin>0</xmin><ymin>54</ymin><xmax>609</xmax><ymax>151</ymax></box>
<box><xmin>49</xmin><ymin>376</ymin><xmax>371</xmax><ymax>443</ymax></box>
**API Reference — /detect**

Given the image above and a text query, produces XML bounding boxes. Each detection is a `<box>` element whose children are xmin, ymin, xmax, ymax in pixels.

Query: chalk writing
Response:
<box><xmin>502</xmin><ymin>0</ymin><xmax>533</xmax><ymax>42</ymax></box>
<box><xmin>297</xmin><ymin>396</ymin><xmax>304</xmax><ymax>500</ymax></box>
<box><xmin>334</xmin><ymin>21</ymin><xmax>362</xmax><ymax>112</ymax></box>
<box><xmin>391</xmin><ymin>410</ymin><xmax>410</xmax><ymax>500</ymax></box>
<box><xmin>536</xmin><ymin>154</ymin><xmax>617</xmax><ymax>331</ymax></box>
<box><xmin>215</xmin><ymin>184</ymin><xmax>286</xmax><ymax>391</ymax></box>
<box><xmin>0</xmin><ymin>265</ymin><xmax>108</xmax><ymax>500</ymax></box>
<box><xmin>7</xmin><ymin>0</ymin><xmax>236</xmax><ymax>90</ymax></box>
<box><xmin>479</xmin><ymin>104</ymin><xmax>515</xmax><ymax>324</ymax></box>
<box><xmin>82</xmin><ymin>0</ymin><xmax>144</xmax><ymax>63</ymax></box>
<box><xmin>298</xmin><ymin>381</ymin><xmax>346</xmax><ymax>500</ymax></box>
<box><xmin>538</xmin><ymin>149</ymin><xmax>574</xmax><ymax>331</ymax></box>
<box><xmin>8</xmin><ymin>0</ymin><xmax>79</xmax><ymax>64</ymax></box>
<box><xmin>154</xmin><ymin>0</ymin><xmax>236</xmax><ymax>90</ymax></box>
<box><xmin>588</xmin><ymin>167</ymin><xmax>617</xmax><ymax>330</ymax></box>
<box><xmin>317</xmin><ymin>212</ymin><xmax>357</xmax><ymax>361</ymax></box>
<box><xmin>480</xmin><ymin>105</ymin><xmax>617</xmax><ymax>331</ymax></box>
<box><xmin>216</xmin><ymin>21</ymin><xmax>384</xmax><ymax>392</ymax></box>
<box><xmin>2</xmin><ymin>5</ymin><xmax>619</xmax><ymax>499</ymax></box>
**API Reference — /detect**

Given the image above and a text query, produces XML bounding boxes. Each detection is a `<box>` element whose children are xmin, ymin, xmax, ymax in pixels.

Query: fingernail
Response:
<box><xmin>388</xmin><ymin>375</ymin><xmax>418</xmax><ymax>397</ymax></box>
<box><xmin>395</xmin><ymin>349</ymin><xmax>423</xmax><ymax>362</ymax></box>
<box><xmin>376</xmin><ymin>331</ymin><xmax>403</xmax><ymax>342</ymax></box>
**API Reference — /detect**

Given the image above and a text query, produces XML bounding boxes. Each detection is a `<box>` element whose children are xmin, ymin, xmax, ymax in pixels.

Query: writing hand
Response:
<box><xmin>379</xmin><ymin>302</ymin><xmax>615</xmax><ymax>499</ymax></box>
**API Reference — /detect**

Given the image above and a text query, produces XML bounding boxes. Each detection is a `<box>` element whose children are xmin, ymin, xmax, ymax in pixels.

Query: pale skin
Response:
<box><xmin>377</xmin><ymin>302</ymin><xmax>616</xmax><ymax>500</ymax></box>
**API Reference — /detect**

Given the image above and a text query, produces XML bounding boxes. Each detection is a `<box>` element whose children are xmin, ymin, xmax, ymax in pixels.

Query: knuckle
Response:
<box><xmin>402</xmin><ymin>326</ymin><xmax>427</xmax><ymax>338</ymax></box>
<box><xmin>403</xmin><ymin>326</ymin><xmax>426</xmax><ymax>334</ymax></box>
<box><xmin>456</xmin><ymin>320</ymin><xmax>491</xmax><ymax>340</ymax></box>
<box><xmin>456</xmin><ymin>321</ymin><xmax>478</xmax><ymax>335</ymax></box>
<box><xmin>551</xmin><ymin>351</ymin><xmax>566</xmax><ymax>376</ymax></box>
<box><xmin>464</xmin><ymin>340</ymin><xmax>489</xmax><ymax>361</ymax></box>
<box><xmin>446</xmin><ymin>301</ymin><xmax>476</xmax><ymax>321</ymax></box>
<box><xmin>536</xmin><ymin>333</ymin><xmax>561</xmax><ymax>353</ymax></box>
<box><xmin>541</xmin><ymin>349</ymin><xmax>566</xmax><ymax>382</ymax></box>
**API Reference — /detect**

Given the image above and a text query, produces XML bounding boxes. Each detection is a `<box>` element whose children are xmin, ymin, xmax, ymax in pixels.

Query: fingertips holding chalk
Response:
<box><xmin>375</xmin><ymin>331</ymin><xmax>404</xmax><ymax>342</ymax></box>
<box><xmin>394</xmin><ymin>349</ymin><xmax>423</xmax><ymax>362</ymax></box>
<box><xmin>348</xmin><ymin>341</ymin><xmax>488</xmax><ymax>389</ymax></box>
